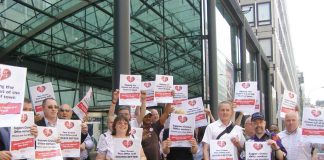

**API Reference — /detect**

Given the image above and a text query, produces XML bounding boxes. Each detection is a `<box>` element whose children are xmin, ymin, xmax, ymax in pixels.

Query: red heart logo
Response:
<box><xmin>253</xmin><ymin>143</ymin><xmax>263</xmax><ymax>150</ymax></box>
<box><xmin>21</xmin><ymin>114</ymin><xmax>28</xmax><ymax>123</ymax></box>
<box><xmin>242</xmin><ymin>83</ymin><xmax>250</xmax><ymax>89</ymax></box>
<box><xmin>178</xmin><ymin>115</ymin><xmax>188</xmax><ymax>123</ymax></box>
<box><xmin>122</xmin><ymin>140</ymin><xmax>133</xmax><ymax>148</ymax></box>
<box><xmin>129</xmin><ymin>129</ymin><xmax>136</xmax><ymax>135</ymax></box>
<box><xmin>175</xmin><ymin>86</ymin><xmax>182</xmax><ymax>91</ymax></box>
<box><xmin>64</xmin><ymin>121</ymin><xmax>74</xmax><ymax>129</ymax></box>
<box><xmin>217</xmin><ymin>141</ymin><xmax>226</xmax><ymax>147</ymax></box>
<box><xmin>0</xmin><ymin>68</ymin><xmax>11</xmax><ymax>81</ymax></box>
<box><xmin>144</xmin><ymin>82</ymin><xmax>151</xmax><ymax>88</ymax></box>
<box><xmin>311</xmin><ymin>110</ymin><xmax>321</xmax><ymax>117</ymax></box>
<box><xmin>288</xmin><ymin>92</ymin><xmax>294</xmax><ymax>98</ymax></box>
<box><xmin>43</xmin><ymin>128</ymin><xmax>53</xmax><ymax>137</ymax></box>
<box><xmin>161</xmin><ymin>76</ymin><xmax>168</xmax><ymax>82</ymax></box>
<box><xmin>36</xmin><ymin>86</ymin><xmax>46</xmax><ymax>92</ymax></box>
<box><xmin>126</xmin><ymin>76</ymin><xmax>135</xmax><ymax>83</ymax></box>
<box><xmin>188</xmin><ymin>100</ymin><xmax>196</xmax><ymax>106</ymax></box>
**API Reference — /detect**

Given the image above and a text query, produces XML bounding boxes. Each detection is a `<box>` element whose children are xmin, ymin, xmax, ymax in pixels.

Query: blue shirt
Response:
<box><xmin>248</xmin><ymin>131</ymin><xmax>287</xmax><ymax>160</ymax></box>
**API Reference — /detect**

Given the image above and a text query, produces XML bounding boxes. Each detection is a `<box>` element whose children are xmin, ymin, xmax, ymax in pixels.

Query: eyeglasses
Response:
<box><xmin>60</xmin><ymin>109</ymin><xmax>71</xmax><ymax>112</ymax></box>
<box><xmin>47</xmin><ymin>105</ymin><xmax>59</xmax><ymax>109</ymax></box>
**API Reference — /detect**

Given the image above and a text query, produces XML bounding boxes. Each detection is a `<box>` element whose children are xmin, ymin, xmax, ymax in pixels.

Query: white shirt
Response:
<box><xmin>97</xmin><ymin>130</ymin><xmax>114</xmax><ymax>159</ymax></box>
<box><xmin>278</xmin><ymin>128</ymin><xmax>314</xmax><ymax>160</ymax></box>
<box><xmin>202</xmin><ymin>120</ymin><xmax>245</xmax><ymax>160</ymax></box>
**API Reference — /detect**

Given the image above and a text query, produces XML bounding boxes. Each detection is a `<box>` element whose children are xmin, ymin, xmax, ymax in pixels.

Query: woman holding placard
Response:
<box><xmin>96</xmin><ymin>116</ymin><xmax>146</xmax><ymax>160</ymax></box>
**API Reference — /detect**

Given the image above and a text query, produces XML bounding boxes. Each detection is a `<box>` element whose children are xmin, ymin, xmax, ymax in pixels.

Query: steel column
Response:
<box><xmin>113</xmin><ymin>0</ymin><xmax>131</xmax><ymax>89</ymax></box>
<box><xmin>207</xmin><ymin>0</ymin><xmax>218</xmax><ymax>118</ymax></box>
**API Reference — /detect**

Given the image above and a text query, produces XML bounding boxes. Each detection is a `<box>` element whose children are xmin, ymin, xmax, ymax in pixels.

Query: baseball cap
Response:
<box><xmin>251</xmin><ymin>112</ymin><xmax>264</xmax><ymax>121</ymax></box>
<box><xmin>145</xmin><ymin>110</ymin><xmax>152</xmax><ymax>116</ymax></box>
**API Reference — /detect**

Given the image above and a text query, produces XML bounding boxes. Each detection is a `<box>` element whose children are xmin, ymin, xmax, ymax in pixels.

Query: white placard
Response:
<box><xmin>141</xmin><ymin>81</ymin><xmax>157</xmax><ymax>107</ymax></box>
<box><xmin>301</xmin><ymin>107</ymin><xmax>324</xmax><ymax>143</ymax></box>
<box><xmin>172</xmin><ymin>85</ymin><xmax>188</xmax><ymax>105</ymax></box>
<box><xmin>36</xmin><ymin>126</ymin><xmax>63</xmax><ymax>160</ymax></box>
<box><xmin>0</xmin><ymin>64</ymin><xmax>27</xmax><ymax>127</ymax></box>
<box><xmin>245</xmin><ymin>141</ymin><xmax>271</xmax><ymax>160</ymax></box>
<box><xmin>73</xmin><ymin>87</ymin><xmax>93</xmax><ymax>120</ymax></box>
<box><xmin>57</xmin><ymin>119</ymin><xmax>81</xmax><ymax>157</ymax></box>
<box><xmin>154</xmin><ymin>75</ymin><xmax>173</xmax><ymax>103</ymax></box>
<box><xmin>180</xmin><ymin>97</ymin><xmax>207</xmax><ymax>128</ymax></box>
<box><xmin>10</xmin><ymin>111</ymin><xmax>35</xmax><ymax>159</ymax></box>
<box><xmin>29</xmin><ymin>82</ymin><xmax>55</xmax><ymax>116</ymax></box>
<box><xmin>279</xmin><ymin>90</ymin><xmax>297</xmax><ymax>118</ymax></box>
<box><xmin>130</xmin><ymin>127</ymin><xmax>143</xmax><ymax>141</ymax></box>
<box><xmin>113</xmin><ymin>138</ymin><xmax>141</xmax><ymax>160</ymax></box>
<box><xmin>210</xmin><ymin>139</ymin><xmax>235</xmax><ymax>160</ymax></box>
<box><xmin>119</xmin><ymin>74</ymin><xmax>141</xmax><ymax>106</ymax></box>
<box><xmin>169</xmin><ymin>113</ymin><xmax>195</xmax><ymax>147</ymax></box>
<box><xmin>234</xmin><ymin>81</ymin><xmax>258</xmax><ymax>115</ymax></box>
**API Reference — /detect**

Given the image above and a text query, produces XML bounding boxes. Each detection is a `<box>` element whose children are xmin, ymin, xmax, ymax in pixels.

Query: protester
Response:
<box><xmin>243</xmin><ymin>112</ymin><xmax>287</xmax><ymax>160</ymax></box>
<box><xmin>243</xmin><ymin>116</ymin><xmax>255</xmax><ymax>139</ymax></box>
<box><xmin>108</xmin><ymin>89</ymin><xmax>147</xmax><ymax>127</ymax></box>
<box><xmin>36</xmin><ymin>98</ymin><xmax>88</xmax><ymax>143</ymax></box>
<box><xmin>0</xmin><ymin>98</ymin><xmax>38</xmax><ymax>160</ymax></box>
<box><xmin>58</xmin><ymin>104</ymin><xmax>94</xmax><ymax>160</ymax></box>
<box><xmin>141</xmin><ymin>104</ymin><xmax>173</xmax><ymax>160</ymax></box>
<box><xmin>96</xmin><ymin>116</ymin><xmax>115</xmax><ymax>159</ymax></box>
<box><xmin>202</xmin><ymin>101</ymin><xmax>245</xmax><ymax>160</ymax></box>
<box><xmin>278</xmin><ymin>112</ymin><xmax>317</xmax><ymax>160</ymax></box>
<box><xmin>96</xmin><ymin>116</ymin><xmax>146</xmax><ymax>160</ymax></box>
<box><xmin>193</xmin><ymin>108</ymin><xmax>215</xmax><ymax>160</ymax></box>
<box><xmin>149</xmin><ymin>108</ymin><xmax>160</xmax><ymax>123</ymax></box>
<box><xmin>162</xmin><ymin>108</ymin><xmax>198</xmax><ymax>160</ymax></box>
<box><xmin>269</xmin><ymin>124</ymin><xmax>280</xmax><ymax>134</ymax></box>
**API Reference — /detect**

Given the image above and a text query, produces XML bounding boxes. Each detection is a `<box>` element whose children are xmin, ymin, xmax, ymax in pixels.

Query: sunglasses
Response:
<box><xmin>47</xmin><ymin>105</ymin><xmax>59</xmax><ymax>109</ymax></box>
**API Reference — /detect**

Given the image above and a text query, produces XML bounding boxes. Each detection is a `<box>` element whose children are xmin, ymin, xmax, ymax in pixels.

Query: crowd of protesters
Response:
<box><xmin>1</xmin><ymin>89</ymin><xmax>324</xmax><ymax>160</ymax></box>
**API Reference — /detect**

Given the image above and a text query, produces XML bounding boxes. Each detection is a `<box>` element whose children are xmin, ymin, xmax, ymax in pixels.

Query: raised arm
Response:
<box><xmin>159</xmin><ymin>103</ymin><xmax>174</xmax><ymax>125</ymax></box>
<box><xmin>204</xmin><ymin>108</ymin><xmax>215</xmax><ymax>123</ymax></box>
<box><xmin>108</xmin><ymin>89</ymin><xmax>119</xmax><ymax>117</ymax></box>
<box><xmin>136</xmin><ymin>90</ymin><xmax>147</xmax><ymax>125</ymax></box>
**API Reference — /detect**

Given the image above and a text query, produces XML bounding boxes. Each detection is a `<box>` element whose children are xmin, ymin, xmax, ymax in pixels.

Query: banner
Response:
<box><xmin>36</xmin><ymin>126</ymin><xmax>63</xmax><ymax>160</ymax></box>
<box><xmin>113</xmin><ymin>138</ymin><xmax>141</xmax><ymax>160</ymax></box>
<box><xmin>0</xmin><ymin>64</ymin><xmax>27</xmax><ymax>127</ymax></box>
<box><xmin>245</xmin><ymin>141</ymin><xmax>271</xmax><ymax>160</ymax></box>
<box><xmin>57</xmin><ymin>119</ymin><xmax>81</xmax><ymax>157</ymax></box>
<box><xmin>172</xmin><ymin>85</ymin><xmax>188</xmax><ymax>105</ymax></box>
<box><xmin>279</xmin><ymin>90</ymin><xmax>297</xmax><ymax>118</ymax></box>
<box><xmin>154</xmin><ymin>75</ymin><xmax>173</xmax><ymax>103</ymax></box>
<box><xmin>29</xmin><ymin>82</ymin><xmax>55</xmax><ymax>116</ymax></box>
<box><xmin>141</xmin><ymin>81</ymin><xmax>157</xmax><ymax>107</ymax></box>
<box><xmin>234</xmin><ymin>81</ymin><xmax>257</xmax><ymax>115</ymax></box>
<box><xmin>73</xmin><ymin>87</ymin><xmax>92</xmax><ymax>120</ymax></box>
<box><xmin>301</xmin><ymin>107</ymin><xmax>324</xmax><ymax>143</ymax></box>
<box><xmin>10</xmin><ymin>111</ymin><xmax>35</xmax><ymax>159</ymax></box>
<box><xmin>209</xmin><ymin>139</ymin><xmax>235</xmax><ymax>160</ymax></box>
<box><xmin>119</xmin><ymin>74</ymin><xmax>141</xmax><ymax>106</ymax></box>
<box><xmin>169</xmin><ymin>113</ymin><xmax>195</xmax><ymax>147</ymax></box>
<box><xmin>180</xmin><ymin>97</ymin><xmax>207</xmax><ymax>128</ymax></box>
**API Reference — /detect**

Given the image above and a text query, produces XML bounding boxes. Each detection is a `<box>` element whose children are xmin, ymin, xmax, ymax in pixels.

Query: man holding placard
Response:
<box><xmin>278</xmin><ymin>112</ymin><xmax>317</xmax><ymax>160</ymax></box>
<box><xmin>0</xmin><ymin>98</ymin><xmax>38</xmax><ymax>160</ymax></box>
<box><xmin>202</xmin><ymin>101</ymin><xmax>245</xmax><ymax>160</ymax></box>
<box><xmin>243</xmin><ymin>112</ymin><xmax>286</xmax><ymax>160</ymax></box>
<box><xmin>36</xmin><ymin>98</ymin><xmax>89</xmax><ymax>143</ymax></box>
